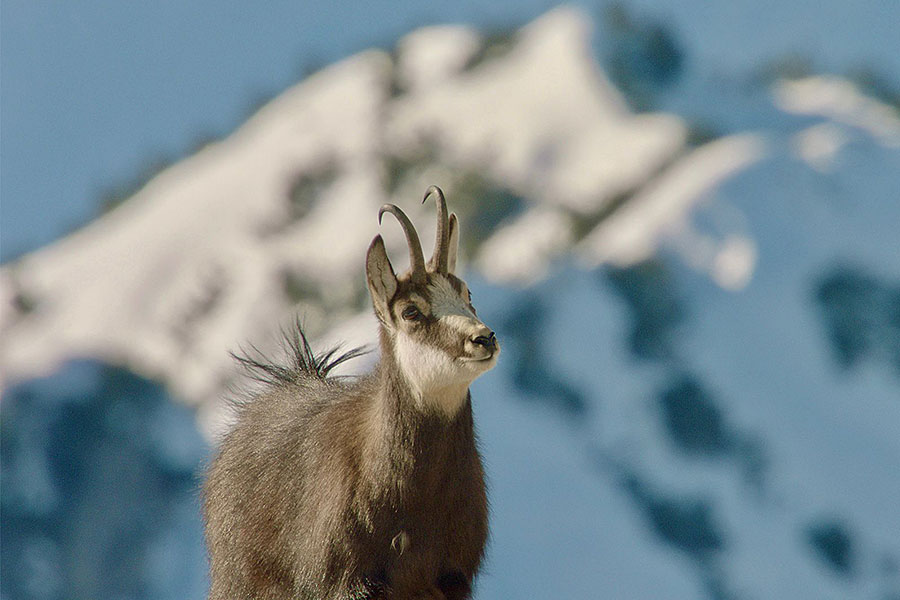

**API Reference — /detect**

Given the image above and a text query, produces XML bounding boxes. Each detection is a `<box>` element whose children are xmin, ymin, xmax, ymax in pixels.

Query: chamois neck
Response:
<box><xmin>376</xmin><ymin>330</ymin><xmax>470</xmax><ymax>419</ymax></box>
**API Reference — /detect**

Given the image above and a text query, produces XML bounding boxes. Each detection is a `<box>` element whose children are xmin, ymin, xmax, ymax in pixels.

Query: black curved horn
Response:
<box><xmin>379</xmin><ymin>204</ymin><xmax>426</xmax><ymax>284</ymax></box>
<box><xmin>422</xmin><ymin>185</ymin><xmax>449</xmax><ymax>274</ymax></box>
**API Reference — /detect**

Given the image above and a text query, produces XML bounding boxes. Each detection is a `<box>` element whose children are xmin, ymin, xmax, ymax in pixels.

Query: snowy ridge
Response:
<box><xmin>0</xmin><ymin>8</ymin><xmax>688</xmax><ymax>422</ymax></box>
<box><xmin>579</xmin><ymin>133</ymin><xmax>767</xmax><ymax>289</ymax></box>
<box><xmin>0</xmin><ymin>49</ymin><xmax>393</xmax><ymax>421</ymax></box>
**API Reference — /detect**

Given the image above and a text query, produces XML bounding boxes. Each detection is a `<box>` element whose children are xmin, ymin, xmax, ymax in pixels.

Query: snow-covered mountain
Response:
<box><xmin>1</xmin><ymin>8</ymin><xmax>689</xmax><ymax>437</ymax></box>
<box><xmin>2</xmin><ymin>6</ymin><xmax>899</xmax><ymax>600</ymax></box>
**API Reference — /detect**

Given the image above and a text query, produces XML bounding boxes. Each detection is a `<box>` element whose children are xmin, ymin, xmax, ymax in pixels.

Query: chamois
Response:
<box><xmin>204</xmin><ymin>186</ymin><xmax>499</xmax><ymax>599</ymax></box>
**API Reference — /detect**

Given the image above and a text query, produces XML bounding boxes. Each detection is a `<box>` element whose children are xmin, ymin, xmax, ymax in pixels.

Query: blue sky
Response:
<box><xmin>2</xmin><ymin>0</ymin><xmax>898</xmax><ymax>261</ymax></box>
<box><xmin>0</xmin><ymin>1</ymin><xmax>553</xmax><ymax>260</ymax></box>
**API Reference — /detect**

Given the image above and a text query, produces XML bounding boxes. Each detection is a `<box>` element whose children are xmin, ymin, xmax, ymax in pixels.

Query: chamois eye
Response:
<box><xmin>401</xmin><ymin>305</ymin><xmax>422</xmax><ymax>321</ymax></box>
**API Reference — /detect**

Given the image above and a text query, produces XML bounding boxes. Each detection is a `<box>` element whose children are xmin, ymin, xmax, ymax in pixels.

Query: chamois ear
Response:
<box><xmin>366</xmin><ymin>235</ymin><xmax>398</xmax><ymax>325</ymax></box>
<box><xmin>447</xmin><ymin>212</ymin><xmax>460</xmax><ymax>274</ymax></box>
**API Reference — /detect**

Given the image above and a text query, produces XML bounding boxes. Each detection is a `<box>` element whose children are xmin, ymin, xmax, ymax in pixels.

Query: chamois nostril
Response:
<box><xmin>472</xmin><ymin>332</ymin><xmax>495</xmax><ymax>348</ymax></box>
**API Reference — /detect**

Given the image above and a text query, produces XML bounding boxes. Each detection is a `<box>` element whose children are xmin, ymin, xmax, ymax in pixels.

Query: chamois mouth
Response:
<box><xmin>459</xmin><ymin>351</ymin><xmax>498</xmax><ymax>364</ymax></box>
<box><xmin>460</xmin><ymin>355</ymin><xmax>492</xmax><ymax>362</ymax></box>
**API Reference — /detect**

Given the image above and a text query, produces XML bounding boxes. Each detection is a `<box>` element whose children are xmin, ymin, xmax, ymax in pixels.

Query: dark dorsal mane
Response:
<box><xmin>230</xmin><ymin>318</ymin><xmax>368</xmax><ymax>386</ymax></box>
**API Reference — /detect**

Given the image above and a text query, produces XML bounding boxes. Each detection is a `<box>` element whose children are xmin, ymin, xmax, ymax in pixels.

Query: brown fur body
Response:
<box><xmin>204</xmin><ymin>189</ymin><xmax>495</xmax><ymax>599</ymax></box>
<box><xmin>204</xmin><ymin>344</ymin><xmax>488</xmax><ymax>599</ymax></box>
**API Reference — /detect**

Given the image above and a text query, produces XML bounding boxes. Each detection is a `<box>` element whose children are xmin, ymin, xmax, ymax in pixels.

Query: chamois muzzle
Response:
<box><xmin>472</xmin><ymin>331</ymin><xmax>497</xmax><ymax>350</ymax></box>
<box><xmin>465</xmin><ymin>325</ymin><xmax>499</xmax><ymax>363</ymax></box>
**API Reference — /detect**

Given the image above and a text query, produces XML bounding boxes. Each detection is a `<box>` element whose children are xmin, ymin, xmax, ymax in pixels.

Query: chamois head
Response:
<box><xmin>366</xmin><ymin>186</ymin><xmax>499</xmax><ymax>411</ymax></box>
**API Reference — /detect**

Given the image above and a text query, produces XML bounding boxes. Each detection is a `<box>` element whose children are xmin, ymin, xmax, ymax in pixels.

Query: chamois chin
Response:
<box><xmin>204</xmin><ymin>186</ymin><xmax>499</xmax><ymax>600</ymax></box>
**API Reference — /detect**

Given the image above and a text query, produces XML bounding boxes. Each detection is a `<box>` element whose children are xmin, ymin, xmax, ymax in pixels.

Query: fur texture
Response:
<box><xmin>204</xmin><ymin>192</ymin><xmax>497</xmax><ymax>599</ymax></box>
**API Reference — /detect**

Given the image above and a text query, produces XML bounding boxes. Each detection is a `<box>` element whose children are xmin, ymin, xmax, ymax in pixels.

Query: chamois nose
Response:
<box><xmin>472</xmin><ymin>331</ymin><xmax>496</xmax><ymax>349</ymax></box>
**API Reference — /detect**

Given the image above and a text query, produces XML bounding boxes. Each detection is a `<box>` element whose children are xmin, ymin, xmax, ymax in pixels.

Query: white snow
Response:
<box><xmin>475</xmin><ymin>207</ymin><xmax>573</xmax><ymax>285</ymax></box>
<box><xmin>0</xmin><ymin>7</ymin><xmax>687</xmax><ymax>403</ymax></box>
<box><xmin>579</xmin><ymin>134</ymin><xmax>767</xmax><ymax>283</ymax></box>
<box><xmin>0</xmin><ymin>50</ymin><xmax>395</xmax><ymax>404</ymax></box>
<box><xmin>791</xmin><ymin>122</ymin><xmax>853</xmax><ymax>172</ymax></box>
<box><xmin>394</xmin><ymin>25</ymin><xmax>482</xmax><ymax>92</ymax></box>
<box><xmin>773</xmin><ymin>76</ymin><xmax>900</xmax><ymax>148</ymax></box>
<box><xmin>386</xmin><ymin>7</ymin><xmax>686</xmax><ymax>213</ymax></box>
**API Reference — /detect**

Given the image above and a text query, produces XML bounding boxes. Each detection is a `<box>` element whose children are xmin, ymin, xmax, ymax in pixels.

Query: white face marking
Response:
<box><xmin>392</xmin><ymin>276</ymin><xmax>493</xmax><ymax>416</ymax></box>
<box><xmin>428</xmin><ymin>277</ymin><xmax>473</xmax><ymax>321</ymax></box>
<box><xmin>395</xmin><ymin>335</ymin><xmax>474</xmax><ymax>415</ymax></box>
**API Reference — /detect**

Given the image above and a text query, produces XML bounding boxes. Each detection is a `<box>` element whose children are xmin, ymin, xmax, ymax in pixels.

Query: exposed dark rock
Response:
<box><xmin>500</xmin><ymin>294</ymin><xmax>588</xmax><ymax>417</ymax></box>
<box><xmin>0</xmin><ymin>361</ymin><xmax>208</xmax><ymax>600</ymax></box>
<box><xmin>814</xmin><ymin>265</ymin><xmax>900</xmax><ymax>377</ymax></box>
<box><xmin>622</xmin><ymin>473</ymin><xmax>725</xmax><ymax>560</ymax></box>
<box><xmin>658</xmin><ymin>374</ymin><xmax>732</xmax><ymax>457</ymax></box>
<box><xmin>599</xmin><ymin>3</ymin><xmax>685</xmax><ymax>111</ymax></box>
<box><xmin>286</xmin><ymin>160</ymin><xmax>340</xmax><ymax>223</ymax></box>
<box><xmin>806</xmin><ymin>519</ymin><xmax>855</xmax><ymax>577</ymax></box>
<box><xmin>602</xmin><ymin>260</ymin><xmax>685</xmax><ymax>362</ymax></box>
<box><xmin>462</xmin><ymin>30</ymin><xmax>517</xmax><ymax>72</ymax></box>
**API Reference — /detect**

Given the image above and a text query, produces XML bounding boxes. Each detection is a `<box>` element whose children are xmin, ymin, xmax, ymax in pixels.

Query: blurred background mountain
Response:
<box><xmin>2</xmin><ymin>2</ymin><xmax>899</xmax><ymax>599</ymax></box>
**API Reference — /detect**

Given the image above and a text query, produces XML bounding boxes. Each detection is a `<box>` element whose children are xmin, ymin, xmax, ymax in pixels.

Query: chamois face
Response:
<box><xmin>366</xmin><ymin>188</ymin><xmax>499</xmax><ymax>411</ymax></box>
<box><xmin>390</xmin><ymin>272</ymin><xmax>498</xmax><ymax>397</ymax></box>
